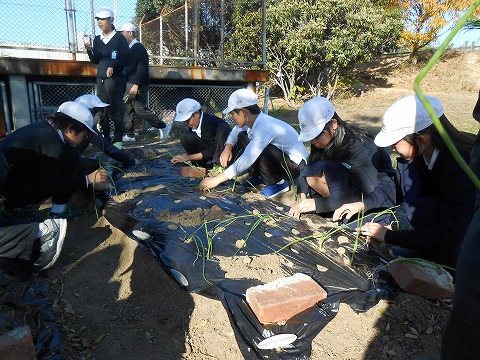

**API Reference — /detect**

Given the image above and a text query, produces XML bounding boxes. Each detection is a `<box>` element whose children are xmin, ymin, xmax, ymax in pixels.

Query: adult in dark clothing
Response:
<box><xmin>289</xmin><ymin>96</ymin><xmax>396</xmax><ymax>220</ymax></box>
<box><xmin>85</xmin><ymin>8</ymin><xmax>131</xmax><ymax>145</ymax></box>
<box><xmin>441</xmin><ymin>91</ymin><xmax>480</xmax><ymax>358</ymax></box>
<box><xmin>171</xmin><ymin>98</ymin><xmax>232</xmax><ymax>168</ymax></box>
<box><xmin>75</xmin><ymin>94</ymin><xmax>140</xmax><ymax>168</ymax></box>
<box><xmin>356</xmin><ymin>95</ymin><xmax>475</xmax><ymax>269</ymax></box>
<box><xmin>0</xmin><ymin>218</ymin><xmax>67</xmax><ymax>272</ymax></box>
<box><xmin>119</xmin><ymin>23</ymin><xmax>170</xmax><ymax>142</ymax></box>
<box><xmin>0</xmin><ymin>102</ymin><xmax>109</xmax><ymax>220</ymax></box>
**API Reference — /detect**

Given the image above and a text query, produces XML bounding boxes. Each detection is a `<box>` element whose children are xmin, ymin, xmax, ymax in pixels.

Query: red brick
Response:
<box><xmin>388</xmin><ymin>260</ymin><xmax>455</xmax><ymax>299</ymax></box>
<box><xmin>0</xmin><ymin>325</ymin><xmax>36</xmax><ymax>360</ymax></box>
<box><xmin>246</xmin><ymin>273</ymin><xmax>327</xmax><ymax>324</ymax></box>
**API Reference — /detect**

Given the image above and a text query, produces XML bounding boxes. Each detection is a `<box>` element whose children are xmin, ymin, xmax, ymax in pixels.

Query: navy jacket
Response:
<box><xmin>385</xmin><ymin>151</ymin><xmax>475</xmax><ymax>268</ymax></box>
<box><xmin>87</xmin><ymin>32</ymin><xmax>131</xmax><ymax>79</ymax></box>
<box><xmin>124</xmin><ymin>41</ymin><xmax>150</xmax><ymax>87</ymax></box>
<box><xmin>189</xmin><ymin>113</ymin><xmax>231</xmax><ymax>161</ymax></box>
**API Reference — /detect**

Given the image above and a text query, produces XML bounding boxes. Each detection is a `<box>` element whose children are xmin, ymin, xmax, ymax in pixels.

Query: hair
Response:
<box><xmin>309</xmin><ymin>112</ymin><xmax>373</xmax><ymax>163</ymax></box>
<box><xmin>404</xmin><ymin>114</ymin><xmax>475</xmax><ymax>158</ymax></box>
<box><xmin>46</xmin><ymin>112</ymin><xmax>87</xmax><ymax>135</ymax></box>
<box><xmin>233</xmin><ymin>104</ymin><xmax>261</xmax><ymax>115</ymax></box>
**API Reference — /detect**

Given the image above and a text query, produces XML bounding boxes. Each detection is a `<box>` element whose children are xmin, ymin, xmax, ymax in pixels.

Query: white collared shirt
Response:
<box><xmin>128</xmin><ymin>38</ymin><xmax>139</xmax><ymax>49</ymax></box>
<box><xmin>423</xmin><ymin>148</ymin><xmax>440</xmax><ymax>170</ymax></box>
<box><xmin>192</xmin><ymin>112</ymin><xmax>204</xmax><ymax>138</ymax></box>
<box><xmin>100</xmin><ymin>30</ymin><xmax>116</xmax><ymax>44</ymax></box>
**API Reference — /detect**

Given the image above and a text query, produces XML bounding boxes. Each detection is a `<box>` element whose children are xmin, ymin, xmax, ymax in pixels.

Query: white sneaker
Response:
<box><xmin>122</xmin><ymin>134</ymin><xmax>136</xmax><ymax>142</ymax></box>
<box><xmin>159</xmin><ymin>123</ymin><xmax>172</xmax><ymax>140</ymax></box>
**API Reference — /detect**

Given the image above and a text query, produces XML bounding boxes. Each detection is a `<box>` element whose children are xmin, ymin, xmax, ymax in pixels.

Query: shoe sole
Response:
<box><xmin>42</xmin><ymin>218</ymin><xmax>67</xmax><ymax>270</ymax></box>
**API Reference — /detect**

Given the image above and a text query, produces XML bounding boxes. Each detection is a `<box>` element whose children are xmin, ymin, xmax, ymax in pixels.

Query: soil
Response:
<box><xmin>28</xmin><ymin>50</ymin><xmax>480</xmax><ymax>359</ymax></box>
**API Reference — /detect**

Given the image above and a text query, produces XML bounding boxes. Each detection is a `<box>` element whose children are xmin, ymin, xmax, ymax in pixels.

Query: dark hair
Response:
<box><xmin>309</xmin><ymin>112</ymin><xmax>373</xmax><ymax>163</ymax></box>
<box><xmin>46</xmin><ymin>112</ymin><xmax>87</xmax><ymax>135</ymax></box>
<box><xmin>233</xmin><ymin>104</ymin><xmax>261</xmax><ymax>115</ymax></box>
<box><xmin>404</xmin><ymin>114</ymin><xmax>475</xmax><ymax>157</ymax></box>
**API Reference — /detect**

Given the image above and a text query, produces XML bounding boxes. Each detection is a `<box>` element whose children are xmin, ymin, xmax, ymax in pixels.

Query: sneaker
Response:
<box><xmin>33</xmin><ymin>218</ymin><xmax>67</xmax><ymax>271</ymax></box>
<box><xmin>113</xmin><ymin>141</ymin><xmax>124</xmax><ymax>149</ymax></box>
<box><xmin>159</xmin><ymin>123</ymin><xmax>172</xmax><ymax>140</ymax></box>
<box><xmin>260</xmin><ymin>181</ymin><xmax>290</xmax><ymax>198</ymax></box>
<box><xmin>122</xmin><ymin>134</ymin><xmax>136</xmax><ymax>142</ymax></box>
<box><xmin>48</xmin><ymin>205</ymin><xmax>82</xmax><ymax>220</ymax></box>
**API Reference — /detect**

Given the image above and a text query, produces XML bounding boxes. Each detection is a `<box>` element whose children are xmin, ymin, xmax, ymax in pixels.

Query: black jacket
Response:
<box><xmin>87</xmin><ymin>32</ymin><xmax>131</xmax><ymax>79</ymax></box>
<box><xmin>189</xmin><ymin>113</ymin><xmax>230</xmax><ymax>161</ymax></box>
<box><xmin>124</xmin><ymin>41</ymin><xmax>150</xmax><ymax>87</ymax></box>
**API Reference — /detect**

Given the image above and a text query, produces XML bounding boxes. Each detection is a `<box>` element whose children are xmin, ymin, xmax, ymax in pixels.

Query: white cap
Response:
<box><xmin>95</xmin><ymin>7</ymin><xmax>114</xmax><ymax>19</ymax></box>
<box><xmin>222</xmin><ymin>89</ymin><xmax>258</xmax><ymax>114</ymax></box>
<box><xmin>374</xmin><ymin>94</ymin><xmax>444</xmax><ymax>147</ymax></box>
<box><xmin>297</xmin><ymin>97</ymin><xmax>335</xmax><ymax>142</ymax></box>
<box><xmin>57</xmin><ymin>102</ymin><xmax>96</xmax><ymax>134</ymax></box>
<box><xmin>119</xmin><ymin>23</ymin><xmax>136</xmax><ymax>32</ymax></box>
<box><xmin>74</xmin><ymin>94</ymin><xmax>109</xmax><ymax>109</ymax></box>
<box><xmin>174</xmin><ymin>98</ymin><xmax>201</xmax><ymax>122</ymax></box>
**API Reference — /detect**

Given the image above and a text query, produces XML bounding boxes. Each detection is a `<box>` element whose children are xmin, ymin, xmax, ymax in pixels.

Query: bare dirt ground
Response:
<box><xmin>38</xmin><ymin>50</ymin><xmax>480</xmax><ymax>360</ymax></box>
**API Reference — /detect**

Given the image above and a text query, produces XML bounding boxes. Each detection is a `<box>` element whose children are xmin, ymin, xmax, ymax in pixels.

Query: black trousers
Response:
<box><xmin>123</xmin><ymin>84</ymin><xmax>166</xmax><ymax>136</ymax></box>
<box><xmin>0</xmin><ymin>222</ymin><xmax>38</xmax><ymax>262</ymax></box>
<box><xmin>180</xmin><ymin>123</ymin><xmax>231</xmax><ymax>167</ymax></box>
<box><xmin>235</xmin><ymin>132</ymin><xmax>306</xmax><ymax>185</ymax></box>
<box><xmin>97</xmin><ymin>76</ymin><xmax>126</xmax><ymax>143</ymax></box>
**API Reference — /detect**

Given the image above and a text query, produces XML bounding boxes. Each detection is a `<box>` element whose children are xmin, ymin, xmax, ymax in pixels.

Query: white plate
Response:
<box><xmin>169</xmin><ymin>268</ymin><xmax>189</xmax><ymax>286</ymax></box>
<box><xmin>257</xmin><ymin>333</ymin><xmax>297</xmax><ymax>350</ymax></box>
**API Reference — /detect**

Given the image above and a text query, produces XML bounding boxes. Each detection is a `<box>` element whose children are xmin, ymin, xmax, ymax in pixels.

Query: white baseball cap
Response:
<box><xmin>297</xmin><ymin>97</ymin><xmax>335</xmax><ymax>142</ymax></box>
<box><xmin>95</xmin><ymin>7</ymin><xmax>114</xmax><ymax>19</ymax></box>
<box><xmin>74</xmin><ymin>94</ymin><xmax>109</xmax><ymax>109</ymax></box>
<box><xmin>119</xmin><ymin>23</ymin><xmax>136</xmax><ymax>32</ymax></box>
<box><xmin>57</xmin><ymin>101</ymin><xmax>96</xmax><ymax>135</ymax></box>
<box><xmin>174</xmin><ymin>98</ymin><xmax>201</xmax><ymax>122</ymax></box>
<box><xmin>222</xmin><ymin>89</ymin><xmax>258</xmax><ymax>114</ymax></box>
<box><xmin>374</xmin><ymin>94</ymin><xmax>444</xmax><ymax>147</ymax></box>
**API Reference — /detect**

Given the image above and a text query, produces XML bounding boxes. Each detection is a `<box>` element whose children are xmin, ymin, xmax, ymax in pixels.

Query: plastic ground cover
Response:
<box><xmin>103</xmin><ymin>159</ymin><xmax>398</xmax><ymax>359</ymax></box>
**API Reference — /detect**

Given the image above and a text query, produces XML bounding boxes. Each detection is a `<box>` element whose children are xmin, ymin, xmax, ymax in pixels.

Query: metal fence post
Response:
<box><xmin>65</xmin><ymin>0</ymin><xmax>77</xmax><ymax>57</ymax></box>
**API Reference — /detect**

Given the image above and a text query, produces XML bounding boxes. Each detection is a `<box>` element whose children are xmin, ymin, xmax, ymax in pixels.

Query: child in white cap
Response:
<box><xmin>199</xmin><ymin>89</ymin><xmax>309</xmax><ymax>198</ymax></box>
<box><xmin>339</xmin><ymin>94</ymin><xmax>475</xmax><ymax>268</ymax></box>
<box><xmin>0</xmin><ymin>102</ymin><xmax>109</xmax><ymax>222</ymax></box>
<box><xmin>171</xmin><ymin>98</ymin><xmax>231</xmax><ymax>168</ymax></box>
<box><xmin>85</xmin><ymin>7</ymin><xmax>131</xmax><ymax>147</ymax></box>
<box><xmin>289</xmin><ymin>96</ymin><xmax>396</xmax><ymax>221</ymax></box>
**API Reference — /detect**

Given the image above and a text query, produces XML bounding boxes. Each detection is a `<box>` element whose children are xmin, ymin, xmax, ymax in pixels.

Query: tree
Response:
<box><xmin>397</xmin><ymin>0</ymin><xmax>472</xmax><ymax>59</ymax></box>
<box><xmin>225</xmin><ymin>0</ymin><xmax>402</xmax><ymax>105</ymax></box>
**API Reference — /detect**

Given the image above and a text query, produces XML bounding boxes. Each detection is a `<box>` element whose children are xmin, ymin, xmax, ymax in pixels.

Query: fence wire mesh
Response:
<box><xmin>0</xmin><ymin>0</ymin><xmax>264</xmax><ymax>68</ymax></box>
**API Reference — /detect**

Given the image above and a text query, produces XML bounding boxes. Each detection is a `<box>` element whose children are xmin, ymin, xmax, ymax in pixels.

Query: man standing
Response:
<box><xmin>119</xmin><ymin>23</ymin><xmax>171</xmax><ymax>142</ymax></box>
<box><xmin>171</xmin><ymin>98</ymin><xmax>232</xmax><ymax>169</ymax></box>
<box><xmin>85</xmin><ymin>8</ymin><xmax>131</xmax><ymax>147</ymax></box>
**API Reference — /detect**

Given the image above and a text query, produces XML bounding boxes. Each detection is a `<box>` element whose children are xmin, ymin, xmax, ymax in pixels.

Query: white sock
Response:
<box><xmin>51</xmin><ymin>204</ymin><xmax>67</xmax><ymax>213</ymax></box>
<box><xmin>276</xmin><ymin>179</ymin><xmax>285</xmax><ymax>185</ymax></box>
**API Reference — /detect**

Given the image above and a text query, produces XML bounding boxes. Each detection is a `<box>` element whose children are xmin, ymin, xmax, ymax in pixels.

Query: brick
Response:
<box><xmin>179</xmin><ymin>166</ymin><xmax>206</xmax><ymax>178</ymax></box>
<box><xmin>388</xmin><ymin>260</ymin><xmax>455</xmax><ymax>299</ymax></box>
<box><xmin>0</xmin><ymin>325</ymin><xmax>36</xmax><ymax>360</ymax></box>
<box><xmin>246</xmin><ymin>273</ymin><xmax>328</xmax><ymax>324</ymax></box>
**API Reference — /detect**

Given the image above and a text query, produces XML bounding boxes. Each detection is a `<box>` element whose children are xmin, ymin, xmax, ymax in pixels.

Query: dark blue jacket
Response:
<box><xmin>87</xmin><ymin>32</ymin><xmax>131</xmax><ymax>79</ymax></box>
<box><xmin>385</xmin><ymin>151</ymin><xmax>475</xmax><ymax>268</ymax></box>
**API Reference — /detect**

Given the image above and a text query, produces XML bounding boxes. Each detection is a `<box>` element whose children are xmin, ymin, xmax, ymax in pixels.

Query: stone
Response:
<box><xmin>387</xmin><ymin>259</ymin><xmax>455</xmax><ymax>299</ymax></box>
<box><xmin>246</xmin><ymin>273</ymin><xmax>327</xmax><ymax>324</ymax></box>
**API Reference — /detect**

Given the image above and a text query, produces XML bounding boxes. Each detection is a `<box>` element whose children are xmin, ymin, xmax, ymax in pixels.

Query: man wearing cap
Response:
<box><xmin>0</xmin><ymin>102</ymin><xmax>109</xmax><ymax>222</ymax></box>
<box><xmin>199</xmin><ymin>88</ymin><xmax>308</xmax><ymax>198</ymax></box>
<box><xmin>85</xmin><ymin>8</ymin><xmax>131</xmax><ymax>147</ymax></box>
<box><xmin>340</xmin><ymin>94</ymin><xmax>475</xmax><ymax>269</ymax></box>
<box><xmin>171</xmin><ymin>98</ymin><xmax>232</xmax><ymax>168</ymax></box>
<box><xmin>119</xmin><ymin>23</ymin><xmax>171</xmax><ymax>142</ymax></box>
<box><xmin>75</xmin><ymin>94</ymin><xmax>141</xmax><ymax>168</ymax></box>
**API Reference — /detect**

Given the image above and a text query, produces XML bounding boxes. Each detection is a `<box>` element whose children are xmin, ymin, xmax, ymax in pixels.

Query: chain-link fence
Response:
<box><xmin>0</xmin><ymin>0</ymin><xmax>265</xmax><ymax>68</ymax></box>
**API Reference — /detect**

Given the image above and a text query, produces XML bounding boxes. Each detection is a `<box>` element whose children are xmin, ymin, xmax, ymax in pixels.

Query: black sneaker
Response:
<box><xmin>33</xmin><ymin>218</ymin><xmax>67</xmax><ymax>271</ymax></box>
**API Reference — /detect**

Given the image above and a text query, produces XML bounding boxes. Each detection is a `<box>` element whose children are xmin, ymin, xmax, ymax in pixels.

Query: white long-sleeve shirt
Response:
<box><xmin>224</xmin><ymin>112</ymin><xmax>308</xmax><ymax>179</ymax></box>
